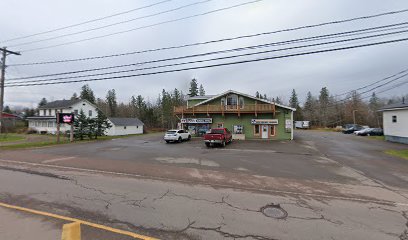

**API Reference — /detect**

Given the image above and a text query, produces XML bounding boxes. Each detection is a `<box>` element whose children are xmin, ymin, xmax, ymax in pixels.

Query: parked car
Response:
<box><xmin>342</xmin><ymin>124</ymin><xmax>363</xmax><ymax>134</ymax></box>
<box><xmin>356</xmin><ymin>128</ymin><xmax>383</xmax><ymax>136</ymax></box>
<box><xmin>203</xmin><ymin>128</ymin><xmax>232</xmax><ymax>147</ymax></box>
<box><xmin>164</xmin><ymin>129</ymin><xmax>191</xmax><ymax>143</ymax></box>
<box><xmin>353</xmin><ymin>128</ymin><xmax>372</xmax><ymax>136</ymax></box>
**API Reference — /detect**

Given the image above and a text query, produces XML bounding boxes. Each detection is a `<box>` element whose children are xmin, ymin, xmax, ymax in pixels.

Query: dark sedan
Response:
<box><xmin>342</xmin><ymin>125</ymin><xmax>363</xmax><ymax>134</ymax></box>
<box><xmin>357</xmin><ymin>128</ymin><xmax>383</xmax><ymax>136</ymax></box>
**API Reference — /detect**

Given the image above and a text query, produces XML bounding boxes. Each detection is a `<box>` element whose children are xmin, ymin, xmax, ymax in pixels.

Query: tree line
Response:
<box><xmin>6</xmin><ymin>79</ymin><xmax>406</xmax><ymax>130</ymax></box>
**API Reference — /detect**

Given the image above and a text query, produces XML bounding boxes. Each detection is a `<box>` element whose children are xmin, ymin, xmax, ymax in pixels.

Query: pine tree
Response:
<box><xmin>3</xmin><ymin>106</ymin><xmax>11</xmax><ymax>113</ymax></box>
<box><xmin>188</xmin><ymin>79</ymin><xmax>199</xmax><ymax>97</ymax></box>
<box><xmin>255</xmin><ymin>91</ymin><xmax>260</xmax><ymax>98</ymax></box>
<box><xmin>319</xmin><ymin>87</ymin><xmax>330</xmax><ymax>127</ymax></box>
<box><xmin>199</xmin><ymin>84</ymin><xmax>205</xmax><ymax>96</ymax></box>
<box><xmin>303</xmin><ymin>91</ymin><xmax>317</xmax><ymax>123</ymax></box>
<box><xmin>80</xmin><ymin>84</ymin><xmax>96</xmax><ymax>103</ymax></box>
<box><xmin>275</xmin><ymin>97</ymin><xmax>282</xmax><ymax>104</ymax></box>
<box><xmin>94</xmin><ymin>109</ymin><xmax>112</xmax><ymax>139</ymax></box>
<box><xmin>106</xmin><ymin>89</ymin><xmax>118</xmax><ymax>117</ymax></box>
<box><xmin>38</xmin><ymin>98</ymin><xmax>48</xmax><ymax>108</ymax></box>
<box><xmin>71</xmin><ymin>92</ymin><xmax>78</xmax><ymax>100</ymax></box>
<box><xmin>289</xmin><ymin>89</ymin><xmax>303</xmax><ymax>121</ymax></box>
<box><xmin>73</xmin><ymin>110</ymin><xmax>89</xmax><ymax>140</ymax></box>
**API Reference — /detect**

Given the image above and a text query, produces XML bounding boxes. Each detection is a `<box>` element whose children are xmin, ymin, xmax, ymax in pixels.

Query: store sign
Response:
<box><xmin>251</xmin><ymin>119</ymin><xmax>278</xmax><ymax>125</ymax></box>
<box><xmin>181</xmin><ymin>118</ymin><xmax>212</xmax><ymax>124</ymax></box>
<box><xmin>58</xmin><ymin>113</ymin><xmax>75</xmax><ymax>124</ymax></box>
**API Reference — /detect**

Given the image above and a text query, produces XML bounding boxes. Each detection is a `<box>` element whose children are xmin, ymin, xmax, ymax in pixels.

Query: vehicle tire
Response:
<box><xmin>188</xmin><ymin>135</ymin><xmax>191</xmax><ymax>141</ymax></box>
<box><xmin>367</xmin><ymin>133</ymin><xmax>370</xmax><ymax>136</ymax></box>
<box><xmin>178</xmin><ymin>137</ymin><xmax>182</xmax><ymax>143</ymax></box>
<box><xmin>165</xmin><ymin>140</ymin><xmax>170</xmax><ymax>143</ymax></box>
<box><xmin>205</xmin><ymin>142</ymin><xmax>211</xmax><ymax>148</ymax></box>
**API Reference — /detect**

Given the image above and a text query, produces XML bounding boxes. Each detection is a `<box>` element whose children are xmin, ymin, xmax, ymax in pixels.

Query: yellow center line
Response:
<box><xmin>0</xmin><ymin>201</ymin><xmax>159</xmax><ymax>240</ymax></box>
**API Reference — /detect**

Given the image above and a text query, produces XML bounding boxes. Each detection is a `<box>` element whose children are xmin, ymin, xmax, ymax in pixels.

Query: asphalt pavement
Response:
<box><xmin>0</xmin><ymin>130</ymin><xmax>407</xmax><ymax>239</ymax></box>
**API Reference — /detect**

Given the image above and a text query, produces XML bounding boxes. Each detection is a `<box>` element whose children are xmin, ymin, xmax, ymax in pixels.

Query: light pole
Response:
<box><xmin>352</xmin><ymin>110</ymin><xmax>358</xmax><ymax>125</ymax></box>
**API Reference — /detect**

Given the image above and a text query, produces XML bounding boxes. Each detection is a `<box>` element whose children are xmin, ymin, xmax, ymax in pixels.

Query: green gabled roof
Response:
<box><xmin>193</xmin><ymin>90</ymin><xmax>296</xmax><ymax>111</ymax></box>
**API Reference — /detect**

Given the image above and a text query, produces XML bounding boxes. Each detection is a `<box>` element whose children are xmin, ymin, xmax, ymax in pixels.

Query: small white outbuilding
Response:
<box><xmin>379</xmin><ymin>100</ymin><xmax>408</xmax><ymax>144</ymax></box>
<box><xmin>106</xmin><ymin>118</ymin><xmax>144</xmax><ymax>136</ymax></box>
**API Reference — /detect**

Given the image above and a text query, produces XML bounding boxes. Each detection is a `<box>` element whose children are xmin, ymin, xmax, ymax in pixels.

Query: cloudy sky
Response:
<box><xmin>1</xmin><ymin>0</ymin><xmax>408</xmax><ymax>108</ymax></box>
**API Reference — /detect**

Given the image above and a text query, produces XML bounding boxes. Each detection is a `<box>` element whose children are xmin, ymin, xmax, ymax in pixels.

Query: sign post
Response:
<box><xmin>56</xmin><ymin>112</ymin><xmax>60</xmax><ymax>143</ymax></box>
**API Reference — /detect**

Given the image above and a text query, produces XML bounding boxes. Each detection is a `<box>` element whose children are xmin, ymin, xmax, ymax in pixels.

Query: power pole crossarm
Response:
<box><xmin>0</xmin><ymin>47</ymin><xmax>21</xmax><ymax>134</ymax></box>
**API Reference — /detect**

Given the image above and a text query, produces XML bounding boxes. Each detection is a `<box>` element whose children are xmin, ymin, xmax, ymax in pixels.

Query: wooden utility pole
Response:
<box><xmin>0</xmin><ymin>47</ymin><xmax>21</xmax><ymax>134</ymax></box>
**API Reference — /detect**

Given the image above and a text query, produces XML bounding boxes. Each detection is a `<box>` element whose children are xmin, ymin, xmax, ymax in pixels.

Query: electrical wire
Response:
<box><xmin>9</xmin><ymin>22</ymin><xmax>408</xmax><ymax>81</ymax></box>
<box><xmin>0</xmin><ymin>0</ymin><xmax>172</xmax><ymax>43</ymax></box>
<box><xmin>8</xmin><ymin>0</ymin><xmax>212</xmax><ymax>48</ymax></box>
<box><xmin>6</xmin><ymin>37</ymin><xmax>408</xmax><ymax>87</ymax></box>
<box><xmin>20</xmin><ymin>0</ymin><xmax>263</xmax><ymax>52</ymax></box>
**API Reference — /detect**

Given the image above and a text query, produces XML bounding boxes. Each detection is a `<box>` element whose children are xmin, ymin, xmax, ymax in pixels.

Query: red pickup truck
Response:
<box><xmin>203</xmin><ymin>128</ymin><xmax>232</xmax><ymax>147</ymax></box>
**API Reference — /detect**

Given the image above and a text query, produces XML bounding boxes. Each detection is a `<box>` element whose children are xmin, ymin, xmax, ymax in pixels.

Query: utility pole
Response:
<box><xmin>352</xmin><ymin>110</ymin><xmax>358</xmax><ymax>125</ymax></box>
<box><xmin>0</xmin><ymin>47</ymin><xmax>21</xmax><ymax>134</ymax></box>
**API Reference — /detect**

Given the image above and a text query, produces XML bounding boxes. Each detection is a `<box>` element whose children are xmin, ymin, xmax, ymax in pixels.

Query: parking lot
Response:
<box><xmin>0</xmin><ymin>130</ymin><xmax>407</xmax><ymax>239</ymax></box>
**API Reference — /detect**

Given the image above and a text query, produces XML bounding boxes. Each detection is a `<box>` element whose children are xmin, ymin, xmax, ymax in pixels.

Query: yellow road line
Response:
<box><xmin>0</xmin><ymin>201</ymin><xmax>158</xmax><ymax>240</ymax></box>
<box><xmin>61</xmin><ymin>222</ymin><xmax>81</xmax><ymax>240</ymax></box>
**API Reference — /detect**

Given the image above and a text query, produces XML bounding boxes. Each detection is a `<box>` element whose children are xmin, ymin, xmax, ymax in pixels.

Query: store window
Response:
<box><xmin>239</xmin><ymin>97</ymin><xmax>245</xmax><ymax>109</ymax></box>
<box><xmin>254</xmin><ymin>125</ymin><xmax>260</xmax><ymax>135</ymax></box>
<box><xmin>89</xmin><ymin>110</ymin><xmax>92</xmax><ymax>117</ymax></box>
<box><xmin>227</xmin><ymin>95</ymin><xmax>238</xmax><ymax>106</ymax></box>
<box><xmin>233</xmin><ymin>125</ymin><xmax>244</xmax><ymax>134</ymax></box>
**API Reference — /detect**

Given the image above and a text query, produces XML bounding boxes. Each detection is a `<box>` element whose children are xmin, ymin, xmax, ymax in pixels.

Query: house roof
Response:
<box><xmin>193</xmin><ymin>90</ymin><xmax>296</xmax><ymax>111</ymax></box>
<box><xmin>379</xmin><ymin>101</ymin><xmax>408</xmax><ymax>111</ymax></box>
<box><xmin>1</xmin><ymin>112</ymin><xmax>21</xmax><ymax>119</ymax></box>
<box><xmin>39</xmin><ymin>99</ymin><xmax>83</xmax><ymax>109</ymax></box>
<box><xmin>187</xmin><ymin>95</ymin><xmax>215</xmax><ymax>100</ymax></box>
<box><xmin>108</xmin><ymin>117</ymin><xmax>144</xmax><ymax>126</ymax></box>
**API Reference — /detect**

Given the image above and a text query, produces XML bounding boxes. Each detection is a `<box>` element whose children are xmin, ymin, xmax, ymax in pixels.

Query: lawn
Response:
<box><xmin>0</xmin><ymin>134</ymin><xmax>25</xmax><ymax>142</ymax></box>
<box><xmin>385</xmin><ymin>149</ymin><xmax>408</xmax><ymax>160</ymax></box>
<box><xmin>0</xmin><ymin>133</ymin><xmax>147</xmax><ymax>150</ymax></box>
<box><xmin>367</xmin><ymin>135</ymin><xmax>385</xmax><ymax>141</ymax></box>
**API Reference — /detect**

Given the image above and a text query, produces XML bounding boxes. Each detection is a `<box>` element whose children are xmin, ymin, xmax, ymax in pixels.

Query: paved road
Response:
<box><xmin>0</xmin><ymin>130</ymin><xmax>407</xmax><ymax>239</ymax></box>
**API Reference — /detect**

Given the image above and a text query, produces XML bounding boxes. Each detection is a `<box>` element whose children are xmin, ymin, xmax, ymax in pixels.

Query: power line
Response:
<box><xmin>12</xmin><ymin>19</ymin><xmax>408</xmax><ymax>66</ymax></box>
<box><xmin>20</xmin><ymin>0</ymin><xmax>263</xmax><ymax>52</ymax></box>
<box><xmin>8</xmin><ymin>0</ymin><xmax>212</xmax><ymax>48</ymax></box>
<box><xmin>0</xmin><ymin>0</ymin><xmax>172</xmax><ymax>44</ymax></box>
<box><xmin>334</xmin><ymin>68</ymin><xmax>408</xmax><ymax>97</ymax></box>
<box><xmin>6</xmin><ymin>37</ymin><xmax>408</xmax><ymax>87</ymax></box>
<box><xmin>9</xmin><ymin>23</ymin><xmax>408</xmax><ymax>81</ymax></box>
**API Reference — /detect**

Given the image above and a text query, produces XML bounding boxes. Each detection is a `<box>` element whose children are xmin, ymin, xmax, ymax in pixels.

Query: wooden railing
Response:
<box><xmin>174</xmin><ymin>104</ymin><xmax>275</xmax><ymax>115</ymax></box>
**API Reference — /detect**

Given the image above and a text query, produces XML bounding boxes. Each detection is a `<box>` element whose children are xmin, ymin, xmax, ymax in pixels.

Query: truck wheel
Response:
<box><xmin>205</xmin><ymin>142</ymin><xmax>211</xmax><ymax>148</ymax></box>
<box><xmin>178</xmin><ymin>137</ymin><xmax>182</xmax><ymax>143</ymax></box>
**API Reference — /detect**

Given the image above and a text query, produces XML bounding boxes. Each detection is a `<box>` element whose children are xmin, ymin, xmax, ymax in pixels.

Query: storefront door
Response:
<box><xmin>261</xmin><ymin>125</ymin><xmax>269</xmax><ymax>139</ymax></box>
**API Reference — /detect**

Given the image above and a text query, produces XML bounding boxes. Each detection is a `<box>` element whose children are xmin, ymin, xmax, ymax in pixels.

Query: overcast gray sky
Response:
<box><xmin>1</xmin><ymin>0</ymin><xmax>408</xmax><ymax>108</ymax></box>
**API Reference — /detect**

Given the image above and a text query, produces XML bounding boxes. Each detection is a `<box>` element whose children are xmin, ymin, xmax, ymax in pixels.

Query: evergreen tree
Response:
<box><xmin>38</xmin><ymin>98</ymin><xmax>48</xmax><ymax>108</ymax></box>
<box><xmin>3</xmin><ymin>106</ymin><xmax>11</xmax><ymax>113</ymax></box>
<box><xmin>255</xmin><ymin>91</ymin><xmax>260</xmax><ymax>98</ymax></box>
<box><xmin>289</xmin><ymin>89</ymin><xmax>303</xmax><ymax>121</ymax></box>
<box><xmin>71</xmin><ymin>92</ymin><xmax>78</xmax><ymax>100</ymax></box>
<box><xmin>73</xmin><ymin>110</ymin><xmax>89</xmax><ymax>140</ymax></box>
<box><xmin>275</xmin><ymin>97</ymin><xmax>282</xmax><ymax>104</ymax></box>
<box><xmin>80</xmin><ymin>84</ymin><xmax>96</xmax><ymax>103</ymax></box>
<box><xmin>94</xmin><ymin>109</ymin><xmax>112</xmax><ymax>139</ymax></box>
<box><xmin>319</xmin><ymin>87</ymin><xmax>330</xmax><ymax>127</ymax></box>
<box><xmin>188</xmin><ymin>78</ymin><xmax>199</xmax><ymax>97</ymax></box>
<box><xmin>106</xmin><ymin>89</ymin><xmax>118</xmax><ymax>117</ymax></box>
<box><xmin>173</xmin><ymin>88</ymin><xmax>183</xmax><ymax>106</ymax></box>
<box><xmin>303</xmin><ymin>91</ymin><xmax>317</xmax><ymax>123</ymax></box>
<box><xmin>199</xmin><ymin>84</ymin><xmax>205</xmax><ymax>96</ymax></box>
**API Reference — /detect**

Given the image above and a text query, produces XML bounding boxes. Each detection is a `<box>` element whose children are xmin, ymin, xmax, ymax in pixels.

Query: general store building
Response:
<box><xmin>174</xmin><ymin>90</ymin><xmax>295</xmax><ymax>140</ymax></box>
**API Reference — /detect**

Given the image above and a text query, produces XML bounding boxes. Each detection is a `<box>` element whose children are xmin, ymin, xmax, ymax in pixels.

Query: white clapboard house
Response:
<box><xmin>27</xmin><ymin>99</ymin><xmax>144</xmax><ymax>136</ymax></box>
<box><xmin>379</xmin><ymin>100</ymin><xmax>408</xmax><ymax>144</ymax></box>
<box><xmin>105</xmin><ymin>118</ymin><xmax>144</xmax><ymax>136</ymax></box>
<box><xmin>27</xmin><ymin>99</ymin><xmax>98</xmax><ymax>134</ymax></box>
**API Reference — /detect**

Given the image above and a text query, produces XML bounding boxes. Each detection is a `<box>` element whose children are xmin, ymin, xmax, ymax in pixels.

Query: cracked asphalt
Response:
<box><xmin>0</xmin><ymin>130</ymin><xmax>407</xmax><ymax>239</ymax></box>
